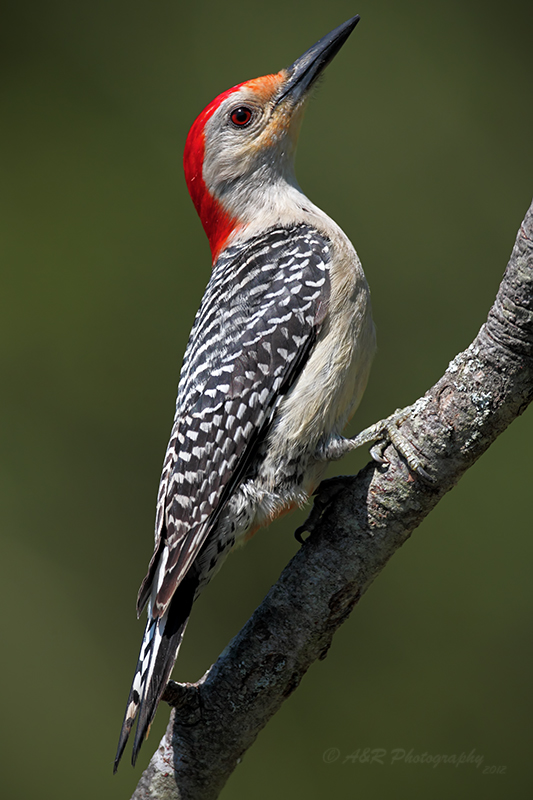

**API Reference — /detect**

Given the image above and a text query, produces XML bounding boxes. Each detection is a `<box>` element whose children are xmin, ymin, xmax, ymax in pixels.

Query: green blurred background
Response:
<box><xmin>1</xmin><ymin>1</ymin><xmax>532</xmax><ymax>798</ymax></box>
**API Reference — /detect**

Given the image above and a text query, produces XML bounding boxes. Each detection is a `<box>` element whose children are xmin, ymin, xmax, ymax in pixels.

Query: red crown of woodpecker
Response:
<box><xmin>183</xmin><ymin>74</ymin><xmax>285</xmax><ymax>262</ymax></box>
<box><xmin>183</xmin><ymin>16</ymin><xmax>359</xmax><ymax>263</ymax></box>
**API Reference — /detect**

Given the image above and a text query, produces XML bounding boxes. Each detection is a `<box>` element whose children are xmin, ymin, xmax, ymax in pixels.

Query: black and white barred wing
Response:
<box><xmin>115</xmin><ymin>225</ymin><xmax>332</xmax><ymax>769</ymax></box>
<box><xmin>138</xmin><ymin>224</ymin><xmax>332</xmax><ymax>617</ymax></box>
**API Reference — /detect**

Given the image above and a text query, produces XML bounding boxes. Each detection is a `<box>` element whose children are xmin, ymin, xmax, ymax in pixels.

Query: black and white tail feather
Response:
<box><xmin>114</xmin><ymin>577</ymin><xmax>196</xmax><ymax>771</ymax></box>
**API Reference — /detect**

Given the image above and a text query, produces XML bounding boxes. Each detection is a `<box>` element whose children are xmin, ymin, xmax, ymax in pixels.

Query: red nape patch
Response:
<box><xmin>183</xmin><ymin>83</ymin><xmax>246</xmax><ymax>264</ymax></box>
<box><xmin>183</xmin><ymin>72</ymin><xmax>285</xmax><ymax>264</ymax></box>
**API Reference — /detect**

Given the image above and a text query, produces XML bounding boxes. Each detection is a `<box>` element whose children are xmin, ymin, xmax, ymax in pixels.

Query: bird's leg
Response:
<box><xmin>296</xmin><ymin>403</ymin><xmax>433</xmax><ymax>542</ymax></box>
<box><xmin>316</xmin><ymin>402</ymin><xmax>433</xmax><ymax>481</ymax></box>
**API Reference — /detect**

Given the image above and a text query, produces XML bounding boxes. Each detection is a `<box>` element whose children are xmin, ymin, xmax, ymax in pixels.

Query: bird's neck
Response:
<box><xmin>192</xmin><ymin>161</ymin><xmax>330</xmax><ymax>264</ymax></box>
<box><xmin>212</xmin><ymin>168</ymin><xmax>317</xmax><ymax>254</ymax></box>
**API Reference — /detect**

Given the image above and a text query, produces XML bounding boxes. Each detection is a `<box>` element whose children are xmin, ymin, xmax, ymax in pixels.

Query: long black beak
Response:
<box><xmin>277</xmin><ymin>15</ymin><xmax>360</xmax><ymax>106</ymax></box>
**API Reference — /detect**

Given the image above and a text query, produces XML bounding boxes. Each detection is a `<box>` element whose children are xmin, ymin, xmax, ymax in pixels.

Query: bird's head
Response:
<box><xmin>183</xmin><ymin>16</ymin><xmax>360</xmax><ymax>262</ymax></box>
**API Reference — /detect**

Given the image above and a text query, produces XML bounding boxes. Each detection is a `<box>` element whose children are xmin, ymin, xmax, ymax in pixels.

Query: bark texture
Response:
<box><xmin>131</xmin><ymin>200</ymin><xmax>533</xmax><ymax>800</ymax></box>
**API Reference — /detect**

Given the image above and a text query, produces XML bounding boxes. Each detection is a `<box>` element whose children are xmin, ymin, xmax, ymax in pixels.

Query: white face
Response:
<box><xmin>202</xmin><ymin>73</ymin><xmax>307</xmax><ymax>210</ymax></box>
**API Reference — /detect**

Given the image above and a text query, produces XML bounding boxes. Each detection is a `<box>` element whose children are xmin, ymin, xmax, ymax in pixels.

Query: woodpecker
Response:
<box><xmin>115</xmin><ymin>15</ymin><xmax>379</xmax><ymax>771</ymax></box>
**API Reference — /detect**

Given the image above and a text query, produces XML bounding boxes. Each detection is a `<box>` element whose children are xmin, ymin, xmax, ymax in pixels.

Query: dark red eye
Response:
<box><xmin>230</xmin><ymin>106</ymin><xmax>253</xmax><ymax>127</ymax></box>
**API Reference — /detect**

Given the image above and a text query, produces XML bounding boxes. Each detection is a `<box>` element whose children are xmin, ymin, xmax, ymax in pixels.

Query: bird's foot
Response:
<box><xmin>346</xmin><ymin>403</ymin><xmax>433</xmax><ymax>481</ymax></box>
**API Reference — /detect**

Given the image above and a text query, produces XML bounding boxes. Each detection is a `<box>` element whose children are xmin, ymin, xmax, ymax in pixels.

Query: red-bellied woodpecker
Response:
<box><xmin>114</xmin><ymin>15</ymin><xmax>422</xmax><ymax>771</ymax></box>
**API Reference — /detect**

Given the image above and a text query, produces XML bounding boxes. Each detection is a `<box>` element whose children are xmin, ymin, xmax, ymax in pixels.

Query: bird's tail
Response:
<box><xmin>114</xmin><ymin>579</ymin><xmax>195</xmax><ymax>772</ymax></box>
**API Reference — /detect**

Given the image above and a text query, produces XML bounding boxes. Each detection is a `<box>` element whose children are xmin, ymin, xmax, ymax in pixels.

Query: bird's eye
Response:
<box><xmin>230</xmin><ymin>106</ymin><xmax>253</xmax><ymax>127</ymax></box>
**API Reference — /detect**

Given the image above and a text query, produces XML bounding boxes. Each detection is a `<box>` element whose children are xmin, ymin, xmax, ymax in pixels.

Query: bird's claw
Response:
<box><xmin>349</xmin><ymin>404</ymin><xmax>434</xmax><ymax>482</ymax></box>
<box><xmin>295</xmin><ymin>475</ymin><xmax>354</xmax><ymax>543</ymax></box>
<box><xmin>294</xmin><ymin>525</ymin><xmax>307</xmax><ymax>544</ymax></box>
<box><xmin>369</xmin><ymin>440</ymin><xmax>388</xmax><ymax>464</ymax></box>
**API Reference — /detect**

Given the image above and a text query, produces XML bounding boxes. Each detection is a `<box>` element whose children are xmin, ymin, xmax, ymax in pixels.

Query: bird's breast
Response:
<box><xmin>264</xmin><ymin>220</ymin><xmax>376</xmax><ymax>466</ymax></box>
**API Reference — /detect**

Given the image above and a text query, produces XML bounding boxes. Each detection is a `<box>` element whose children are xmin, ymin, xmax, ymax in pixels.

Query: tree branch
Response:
<box><xmin>130</xmin><ymin>200</ymin><xmax>533</xmax><ymax>800</ymax></box>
